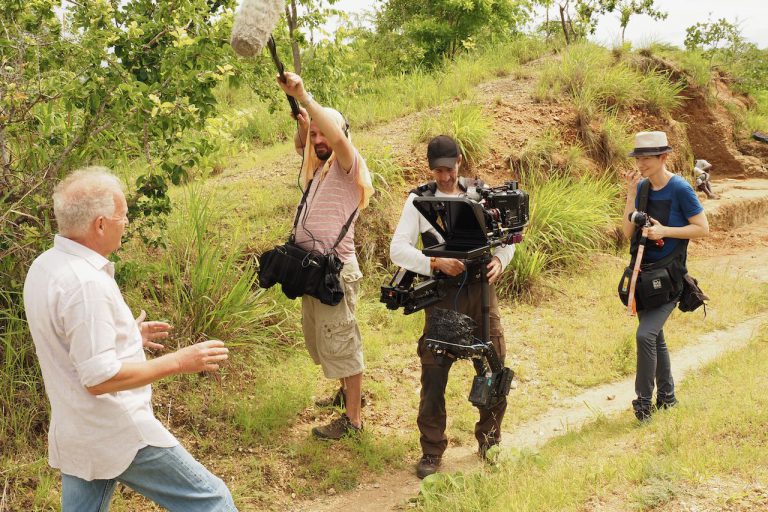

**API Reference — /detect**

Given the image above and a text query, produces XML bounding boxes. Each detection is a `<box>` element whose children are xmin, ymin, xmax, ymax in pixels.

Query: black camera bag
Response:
<box><xmin>257</xmin><ymin>178</ymin><xmax>355</xmax><ymax>306</ymax></box>
<box><xmin>258</xmin><ymin>242</ymin><xmax>344</xmax><ymax>305</ymax></box>
<box><xmin>678</xmin><ymin>273</ymin><xmax>709</xmax><ymax>314</ymax></box>
<box><xmin>618</xmin><ymin>247</ymin><xmax>686</xmax><ymax>311</ymax></box>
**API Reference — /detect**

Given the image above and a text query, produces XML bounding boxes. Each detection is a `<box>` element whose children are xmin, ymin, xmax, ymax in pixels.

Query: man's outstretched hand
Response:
<box><xmin>135</xmin><ymin>310</ymin><xmax>171</xmax><ymax>351</ymax></box>
<box><xmin>173</xmin><ymin>340</ymin><xmax>229</xmax><ymax>374</ymax></box>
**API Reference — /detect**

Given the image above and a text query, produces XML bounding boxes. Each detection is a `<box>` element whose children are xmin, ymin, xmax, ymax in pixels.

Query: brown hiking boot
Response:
<box><xmin>416</xmin><ymin>454</ymin><xmax>442</xmax><ymax>479</ymax></box>
<box><xmin>315</xmin><ymin>387</ymin><xmax>346</xmax><ymax>408</ymax></box>
<box><xmin>314</xmin><ymin>387</ymin><xmax>368</xmax><ymax>408</ymax></box>
<box><xmin>311</xmin><ymin>414</ymin><xmax>363</xmax><ymax>440</ymax></box>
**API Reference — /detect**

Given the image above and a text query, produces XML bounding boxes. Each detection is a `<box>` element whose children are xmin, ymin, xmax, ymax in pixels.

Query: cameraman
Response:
<box><xmin>389</xmin><ymin>135</ymin><xmax>515</xmax><ymax>479</ymax></box>
<box><xmin>278</xmin><ymin>72</ymin><xmax>374</xmax><ymax>439</ymax></box>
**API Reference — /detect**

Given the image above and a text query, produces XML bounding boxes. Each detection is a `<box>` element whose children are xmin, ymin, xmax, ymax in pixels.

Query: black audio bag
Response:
<box><xmin>257</xmin><ymin>178</ymin><xmax>356</xmax><ymax>306</ymax></box>
<box><xmin>618</xmin><ymin>247</ymin><xmax>686</xmax><ymax>311</ymax></box>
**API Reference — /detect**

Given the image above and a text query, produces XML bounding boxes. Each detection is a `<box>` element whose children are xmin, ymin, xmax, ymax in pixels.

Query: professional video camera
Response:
<box><xmin>466</xmin><ymin>180</ymin><xmax>529</xmax><ymax>243</ymax></box>
<box><xmin>380</xmin><ymin>180</ymin><xmax>528</xmax><ymax>408</ymax></box>
<box><xmin>381</xmin><ymin>180</ymin><xmax>529</xmax><ymax>313</ymax></box>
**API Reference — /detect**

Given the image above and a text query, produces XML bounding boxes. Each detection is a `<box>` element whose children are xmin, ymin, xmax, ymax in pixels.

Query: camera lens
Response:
<box><xmin>628</xmin><ymin>211</ymin><xmax>647</xmax><ymax>227</ymax></box>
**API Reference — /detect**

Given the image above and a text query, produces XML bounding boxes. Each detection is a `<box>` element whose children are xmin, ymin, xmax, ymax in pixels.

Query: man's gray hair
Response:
<box><xmin>53</xmin><ymin>166</ymin><xmax>126</xmax><ymax>237</ymax></box>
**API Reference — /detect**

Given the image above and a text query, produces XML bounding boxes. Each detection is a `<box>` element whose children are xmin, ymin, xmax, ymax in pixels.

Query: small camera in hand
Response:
<box><xmin>628</xmin><ymin>211</ymin><xmax>664</xmax><ymax>248</ymax></box>
<box><xmin>628</xmin><ymin>210</ymin><xmax>650</xmax><ymax>227</ymax></box>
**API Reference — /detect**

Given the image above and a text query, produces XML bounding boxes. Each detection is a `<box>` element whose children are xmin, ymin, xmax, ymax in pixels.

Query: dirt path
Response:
<box><xmin>295</xmin><ymin>316</ymin><xmax>767</xmax><ymax>512</ymax></box>
<box><xmin>294</xmin><ymin>212</ymin><xmax>768</xmax><ymax>512</ymax></box>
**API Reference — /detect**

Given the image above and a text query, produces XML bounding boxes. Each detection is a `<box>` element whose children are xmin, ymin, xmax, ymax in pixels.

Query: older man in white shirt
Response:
<box><xmin>23</xmin><ymin>167</ymin><xmax>236</xmax><ymax>511</ymax></box>
<box><xmin>390</xmin><ymin>135</ymin><xmax>515</xmax><ymax>479</ymax></box>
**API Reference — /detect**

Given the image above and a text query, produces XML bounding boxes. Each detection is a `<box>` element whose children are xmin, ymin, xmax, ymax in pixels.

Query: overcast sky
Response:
<box><xmin>328</xmin><ymin>0</ymin><xmax>768</xmax><ymax>49</ymax></box>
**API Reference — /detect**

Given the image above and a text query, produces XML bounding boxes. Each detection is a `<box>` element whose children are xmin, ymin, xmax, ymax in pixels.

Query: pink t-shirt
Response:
<box><xmin>293</xmin><ymin>150</ymin><xmax>362</xmax><ymax>263</ymax></box>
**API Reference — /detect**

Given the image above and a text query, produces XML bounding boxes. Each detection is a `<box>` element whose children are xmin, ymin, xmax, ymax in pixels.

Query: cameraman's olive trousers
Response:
<box><xmin>417</xmin><ymin>278</ymin><xmax>507</xmax><ymax>457</ymax></box>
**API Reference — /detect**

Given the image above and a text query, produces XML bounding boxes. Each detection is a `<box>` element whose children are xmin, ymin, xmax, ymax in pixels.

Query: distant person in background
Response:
<box><xmin>622</xmin><ymin>132</ymin><xmax>709</xmax><ymax>422</ymax></box>
<box><xmin>693</xmin><ymin>159</ymin><xmax>718</xmax><ymax>199</ymax></box>
<box><xmin>23</xmin><ymin>167</ymin><xmax>236</xmax><ymax>511</ymax></box>
<box><xmin>277</xmin><ymin>71</ymin><xmax>375</xmax><ymax>440</ymax></box>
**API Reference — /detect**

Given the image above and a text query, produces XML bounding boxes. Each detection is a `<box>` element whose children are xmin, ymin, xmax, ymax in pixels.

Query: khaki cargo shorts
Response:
<box><xmin>301</xmin><ymin>259</ymin><xmax>364</xmax><ymax>379</ymax></box>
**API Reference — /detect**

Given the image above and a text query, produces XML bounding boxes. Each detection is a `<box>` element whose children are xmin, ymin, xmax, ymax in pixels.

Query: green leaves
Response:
<box><xmin>375</xmin><ymin>0</ymin><xmax>532</xmax><ymax>68</ymax></box>
<box><xmin>0</xmin><ymin>0</ymin><xmax>248</xmax><ymax>308</ymax></box>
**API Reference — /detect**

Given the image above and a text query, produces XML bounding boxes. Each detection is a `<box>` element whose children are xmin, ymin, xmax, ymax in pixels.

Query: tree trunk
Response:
<box><xmin>285</xmin><ymin>0</ymin><xmax>301</xmax><ymax>74</ymax></box>
<box><xmin>558</xmin><ymin>3</ymin><xmax>570</xmax><ymax>45</ymax></box>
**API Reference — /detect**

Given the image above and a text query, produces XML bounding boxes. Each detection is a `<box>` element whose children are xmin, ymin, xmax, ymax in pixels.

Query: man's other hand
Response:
<box><xmin>486</xmin><ymin>256</ymin><xmax>502</xmax><ymax>284</ymax></box>
<box><xmin>277</xmin><ymin>71</ymin><xmax>308</xmax><ymax>102</ymax></box>
<box><xmin>136</xmin><ymin>310</ymin><xmax>171</xmax><ymax>351</ymax></box>
<box><xmin>293</xmin><ymin>106</ymin><xmax>309</xmax><ymax>126</ymax></box>
<box><xmin>174</xmin><ymin>340</ymin><xmax>229</xmax><ymax>373</ymax></box>
<box><xmin>435</xmin><ymin>257</ymin><xmax>465</xmax><ymax>276</ymax></box>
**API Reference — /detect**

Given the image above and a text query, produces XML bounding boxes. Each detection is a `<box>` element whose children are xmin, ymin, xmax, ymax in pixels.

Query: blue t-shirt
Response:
<box><xmin>634</xmin><ymin>175</ymin><xmax>704</xmax><ymax>262</ymax></box>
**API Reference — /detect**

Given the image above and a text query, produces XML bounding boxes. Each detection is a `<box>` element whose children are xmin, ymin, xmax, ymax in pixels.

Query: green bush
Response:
<box><xmin>674</xmin><ymin>50</ymin><xmax>712</xmax><ymax>88</ymax></box>
<box><xmin>537</xmin><ymin>43</ymin><xmax>684</xmax><ymax>116</ymax></box>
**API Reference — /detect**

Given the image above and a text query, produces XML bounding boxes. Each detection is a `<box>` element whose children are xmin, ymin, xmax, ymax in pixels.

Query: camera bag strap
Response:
<box><xmin>638</xmin><ymin>178</ymin><xmax>651</xmax><ymax>212</ymax></box>
<box><xmin>290</xmin><ymin>177</ymin><xmax>358</xmax><ymax>252</ymax></box>
<box><xmin>629</xmin><ymin>179</ymin><xmax>652</xmax><ymax>257</ymax></box>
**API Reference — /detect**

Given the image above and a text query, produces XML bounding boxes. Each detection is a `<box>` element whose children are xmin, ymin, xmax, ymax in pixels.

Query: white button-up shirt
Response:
<box><xmin>390</xmin><ymin>191</ymin><xmax>515</xmax><ymax>276</ymax></box>
<box><xmin>23</xmin><ymin>235</ymin><xmax>177</xmax><ymax>480</ymax></box>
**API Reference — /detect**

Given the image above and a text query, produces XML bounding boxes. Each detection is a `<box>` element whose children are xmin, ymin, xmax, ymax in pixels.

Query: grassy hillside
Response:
<box><xmin>2</xmin><ymin>33</ymin><xmax>768</xmax><ymax>511</ymax></box>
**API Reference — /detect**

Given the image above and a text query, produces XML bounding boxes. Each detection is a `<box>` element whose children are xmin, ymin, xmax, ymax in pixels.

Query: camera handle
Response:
<box><xmin>472</xmin><ymin>253</ymin><xmax>504</xmax><ymax>375</ymax></box>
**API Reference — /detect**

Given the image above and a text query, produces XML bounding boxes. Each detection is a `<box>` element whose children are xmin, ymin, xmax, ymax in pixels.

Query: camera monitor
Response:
<box><xmin>412</xmin><ymin>197</ymin><xmax>491</xmax><ymax>259</ymax></box>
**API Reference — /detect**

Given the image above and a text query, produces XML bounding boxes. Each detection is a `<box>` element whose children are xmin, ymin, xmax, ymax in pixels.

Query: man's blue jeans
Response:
<box><xmin>61</xmin><ymin>445</ymin><xmax>237</xmax><ymax>512</ymax></box>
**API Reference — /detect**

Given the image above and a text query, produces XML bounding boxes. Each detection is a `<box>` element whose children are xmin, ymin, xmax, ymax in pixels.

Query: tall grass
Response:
<box><xmin>355</xmin><ymin>143</ymin><xmax>408</xmax><ymax>274</ymax></box>
<box><xmin>0</xmin><ymin>292</ymin><xmax>47</xmax><ymax>454</ymax></box>
<box><xmin>415</xmin><ymin>104</ymin><xmax>491</xmax><ymax>169</ymax></box>
<box><xmin>340</xmin><ymin>37</ymin><xmax>547</xmax><ymax>129</ymax></box>
<box><xmin>537</xmin><ymin>43</ymin><xmax>684</xmax><ymax>116</ymax></box>
<box><xmin>497</xmin><ymin>170</ymin><xmax>619</xmax><ymax>296</ymax></box>
<box><xmin>158</xmin><ymin>185</ymin><xmax>283</xmax><ymax>347</ymax></box>
<box><xmin>511</xmin><ymin>128</ymin><xmax>589</xmax><ymax>175</ymax></box>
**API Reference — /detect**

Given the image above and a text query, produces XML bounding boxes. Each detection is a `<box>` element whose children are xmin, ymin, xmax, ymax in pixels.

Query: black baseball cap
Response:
<box><xmin>427</xmin><ymin>135</ymin><xmax>460</xmax><ymax>170</ymax></box>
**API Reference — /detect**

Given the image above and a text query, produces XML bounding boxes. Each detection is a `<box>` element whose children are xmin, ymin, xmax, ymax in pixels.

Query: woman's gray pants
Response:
<box><xmin>635</xmin><ymin>300</ymin><xmax>677</xmax><ymax>407</ymax></box>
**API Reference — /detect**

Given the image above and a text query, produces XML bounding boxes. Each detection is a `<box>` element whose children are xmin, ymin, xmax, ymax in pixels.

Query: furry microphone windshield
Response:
<box><xmin>230</xmin><ymin>0</ymin><xmax>286</xmax><ymax>57</ymax></box>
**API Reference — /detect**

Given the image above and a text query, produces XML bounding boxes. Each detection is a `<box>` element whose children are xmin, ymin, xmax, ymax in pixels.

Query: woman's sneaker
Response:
<box><xmin>632</xmin><ymin>398</ymin><xmax>653</xmax><ymax>421</ymax></box>
<box><xmin>655</xmin><ymin>396</ymin><xmax>678</xmax><ymax>411</ymax></box>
